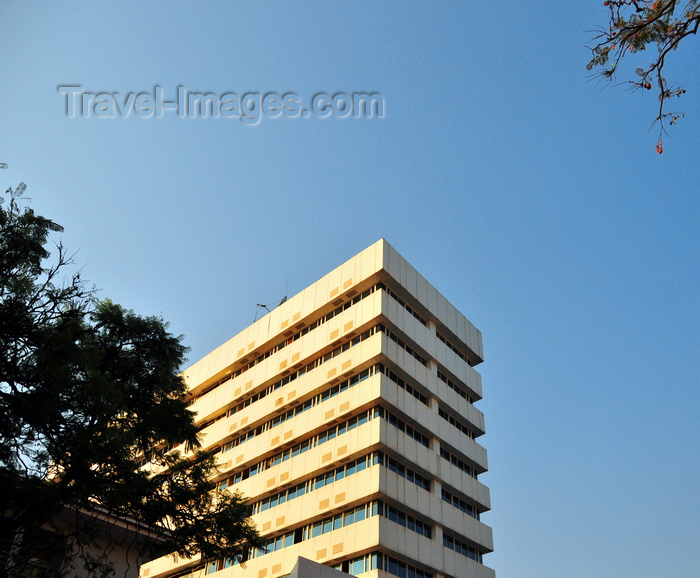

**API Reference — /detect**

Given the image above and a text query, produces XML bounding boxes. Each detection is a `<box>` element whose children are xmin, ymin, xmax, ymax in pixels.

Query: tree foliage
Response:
<box><xmin>587</xmin><ymin>0</ymin><xmax>700</xmax><ymax>152</ymax></box>
<box><xmin>0</xmin><ymin>184</ymin><xmax>262</xmax><ymax>577</ymax></box>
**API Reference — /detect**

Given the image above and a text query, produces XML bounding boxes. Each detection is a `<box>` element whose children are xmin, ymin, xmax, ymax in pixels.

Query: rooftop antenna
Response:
<box><xmin>253</xmin><ymin>279</ymin><xmax>288</xmax><ymax>322</ymax></box>
<box><xmin>278</xmin><ymin>278</ymin><xmax>288</xmax><ymax>307</ymax></box>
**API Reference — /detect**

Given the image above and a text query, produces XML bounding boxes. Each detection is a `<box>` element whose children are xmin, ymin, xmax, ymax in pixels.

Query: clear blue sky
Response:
<box><xmin>2</xmin><ymin>2</ymin><xmax>698</xmax><ymax>577</ymax></box>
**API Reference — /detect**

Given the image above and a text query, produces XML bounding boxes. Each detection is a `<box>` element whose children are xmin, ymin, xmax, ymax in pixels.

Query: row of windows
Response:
<box><xmin>438</xmin><ymin>407</ymin><xmax>475</xmax><ymax>439</ymax></box>
<box><xmin>320</xmin><ymin>364</ymin><xmax>374</xmax><ymax>402</ymax></box>
<box><xmin>197</xmin><ymin>285</ymin><xmax>472</xmax><ymax>418</ymax></box>
<box><xmin>384</xmin><ymin>453</ymin><xmax>431</xmax><ymax>491</ymax></box>
<box><xmin>249</xmin><ymin>450</ymin><xmax>430</xmax><ymax>514</ymax></box>
<box><xmin>201</xmin><ymin>335</ymin><xmax>467</xmax><ymax>456</ymax></box>
<box><xmin>333</xmin><ymin>552</ymin><xmax>432</xmax><ymax>578</ymax></box>
<box><xmin>217</xmin><ymin>362</ymin><xmax>470</xmax><ymax>470</ymax></box>
<box><xmin>219</xmin><ymin>363</ymin><xmax>379</xmax><ymax>454</ymax></box>
<box><xmin>217</xmin><ymin>408</ymin><xmax>381</xmax><ymax>487</ymax></box>
<box><xmin>385</xmin><ymin>408</ymin><xmax>430</xmax><ymax>447</ymax></box>
<box><xmin>201</xmin><ymin>324</ymin><xmax>382</xmax><ymax>432</ymax></box>
<box><xmin>383</xmin><ymin>502</ymin><xmax>431</xmax><ymax>538</ymax></box>
<box><xmin>443</xmin><ymin>533</ymin><xmax>484</xmax><ymax>563</ymax></box>
<box><xmin>318</xmin><ymin>359</ymin><xmax>429</xmax><ymax>412</ymax></box>
<box><xmin>196</xmin><ymin>288</ymin><xmax>471</xmax><ymax>439</ymax></box>
<box><xmin>192</xmin><ymin>284</ymin><xmax>382</xmax><ymax>405</ymax></box>
<box><xmin>381</xmin><ymin>364</ymin><xmax>429</xmax><ymax>405</ymax></box>
<box><xmin>332</xmin><ymin>553</ymin><xmax>381</xmax><ymax>577</ymax></box>
<box><xmin>167</xmin><ymin>551</ymin><xmax>437</xmax><ymax>578</ymax></box>
<box><xmin>206</xmin><ymin>329</ymin><xmax>428</xmax><ymax>442</ymax></box>
<box><xmin>301</xmin><ymin>501</ymin><xmax>381</xmax><ymax>545</ymax></box>
<box><xmin>317</xmin><ymin>409</ymin><xmax>374</xmax><ymax>445</ymax></box>
<box><xmin>202</xmin><ymin>318</ymin><xmax>433</xmax><ymax>441</ymax></box>
<box><xmin>148</xmin><ymin>362</ymin><xmax>449</xmax><ymax>472</ymax></box>
<box><xmin>361</xmin><ymin>553</ymin><xmax>432</xmax><ymax>578</ymax></box>
<box><xmin>384</xmin><ymin>284</ymin><xmax>427</xmax><ymax>326</ymax></box>
<box><xmin>384</xmin><ymin>325</ymin><xmax>428</xmax><ymax>366</ymax></box>
<box><xmin>204</xmin><ymin>558</ymin><xmax>237</xmax><ymax>574</ymax></box>
<box><xmin>206</xmin><ymin>501</ymin><xmax>434</xmax><ymax>574</ymax></box>
<box><xmin>437</xmin><ymin>370</ymin><xmax>475</xmax><ymax>404</ymax></box>
<box><xmin>436</xmin><ymin>331</ymin><xmax>472</xmax><ymax>366</ymax></box>
<box><xmin>439</xmin><ymin>447</ymin><xmax>478</xmax><ymax>479</ymax></box>
<box><xmin>217</xmin><ymin>406</ymin><xmax>431</xmax><ymax>488</ymax></box>
<box><xmin>441</xmin><ymin>488</ymin><xmax>481</xmax><ymax>520</ymax></box>
<box><xmin>249</xmin><ymin>452</ymin><xmax>377</xmax><ymax>513</ymax></box>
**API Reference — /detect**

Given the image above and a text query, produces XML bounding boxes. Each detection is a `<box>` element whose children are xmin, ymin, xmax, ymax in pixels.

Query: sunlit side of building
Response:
<box><xmin>141</xmin><ymin>239</ymin><xmax>494</xmax><ymax>578</ymax></box>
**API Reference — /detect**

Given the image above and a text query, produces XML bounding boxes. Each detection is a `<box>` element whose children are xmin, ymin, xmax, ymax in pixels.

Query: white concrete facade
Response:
<box><xmin>141</xmin><ymin>239</ymin><xmax>494</xmax><ymax>578</ymax></box>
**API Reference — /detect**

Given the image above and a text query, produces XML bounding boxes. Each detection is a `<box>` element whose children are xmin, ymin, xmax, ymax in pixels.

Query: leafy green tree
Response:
<box><xmin>0</xmin><ymin>183</ymin><xmax>262</xmax><ymax>577</ymax></box>
<box><xmin>587</xmin><ymin>0</ymin><xmax>700</xmax><ymax>152</ymax></box>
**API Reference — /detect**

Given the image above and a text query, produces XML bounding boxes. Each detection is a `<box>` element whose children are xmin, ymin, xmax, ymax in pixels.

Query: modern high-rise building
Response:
<box><xmin>141</xmin><ymin>240</ymin><xmax>495</xmax><ymax>578</ymax></box>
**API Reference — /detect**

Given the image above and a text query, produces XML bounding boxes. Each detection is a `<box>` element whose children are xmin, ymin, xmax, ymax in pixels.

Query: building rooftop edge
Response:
<box><xmin>181</xmin><ymin>239</ymin><xmax>482</xmax><ymax>389</ymax></box>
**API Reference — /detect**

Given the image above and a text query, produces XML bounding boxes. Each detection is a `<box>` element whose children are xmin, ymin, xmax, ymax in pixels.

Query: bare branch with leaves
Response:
<box><xmin>587</xmin><ymin>0</ymin><xmax>700</xmax><ymax>152</ymax></box>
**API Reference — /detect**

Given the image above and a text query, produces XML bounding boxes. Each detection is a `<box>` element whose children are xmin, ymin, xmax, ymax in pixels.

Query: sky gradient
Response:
<box><xmin>2</xmin><ymin>2</ymin><xmax>698</xmax><ymax>577</ymax></box>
